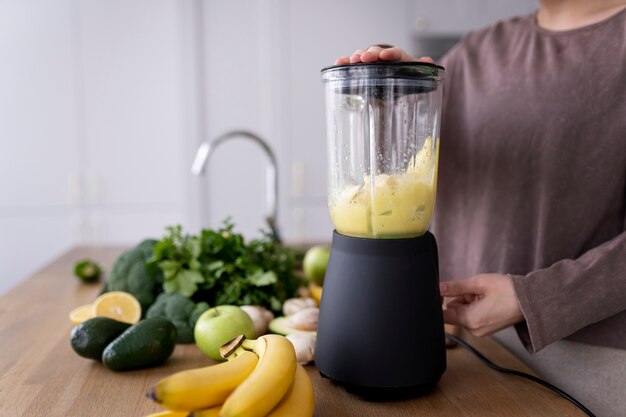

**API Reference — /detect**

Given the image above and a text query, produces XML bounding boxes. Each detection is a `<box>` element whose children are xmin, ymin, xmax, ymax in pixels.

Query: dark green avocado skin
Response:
<box><xmin>102</xmin><ymin>317</ymin><xmax>177</xmax><ymax>372</ymax></box>
<box><xmin>70</xmin><ymin>317</ymin><xmax>132</xmax><ymax>361</ymax></box>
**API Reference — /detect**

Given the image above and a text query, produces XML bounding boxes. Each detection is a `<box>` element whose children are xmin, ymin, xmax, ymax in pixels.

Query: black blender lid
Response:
<box><xmin>321</xmin><ymin>61</ymin><xmax>445</xmax><ymax>78</ymax></box>
<box><xmin>321</xmin><ymin>62</ymin><xmax>444</xmax><ymax>96</ymax></box>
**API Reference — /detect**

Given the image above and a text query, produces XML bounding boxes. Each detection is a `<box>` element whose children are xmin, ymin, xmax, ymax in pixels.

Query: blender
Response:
<box><xmin>316</xmin><ymin>62</ymin><xmax>446</xmax><ymax>396</ymax></box>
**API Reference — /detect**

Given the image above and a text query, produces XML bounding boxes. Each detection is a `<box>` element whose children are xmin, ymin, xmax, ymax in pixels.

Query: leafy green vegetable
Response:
<box><xmin>145</xmin><ymin>293</ymin><xmax>209</xmax><ymax>343</ymax></box>
<box><xmin>148</xmin><ymin>223</ymin><xmax>302</xmax><ymax>315</ymax></box>
<box><xmin>103</xmin><ymin>240</ymin><xmax>163</xmax><ymax>312</ymax></box>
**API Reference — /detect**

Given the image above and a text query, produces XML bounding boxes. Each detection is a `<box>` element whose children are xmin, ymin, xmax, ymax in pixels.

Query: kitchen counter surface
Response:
<box><xmin>0</xmin><ymin>246</ymin><xmax>584</xmax><ymax>416</ymax></box>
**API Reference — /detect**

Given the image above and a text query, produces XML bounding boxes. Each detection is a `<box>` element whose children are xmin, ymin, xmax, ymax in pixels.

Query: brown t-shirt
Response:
<box><xmin>432</xmin><ymin>9</ymin><xmax>626</xmax><ymax>353</ymax></box>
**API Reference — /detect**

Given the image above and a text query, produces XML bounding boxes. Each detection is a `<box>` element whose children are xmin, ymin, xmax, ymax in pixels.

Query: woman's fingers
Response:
<box><xmin>335</xmin><ymin>45</ymin><xmax>429</xmax><ymax>65</ymax></box>
<box><xmin>378</xmin><ymin>46</ymin><xmax>403</xmax><ymax>61</ymax></box>
<box><xmin>360</xmin><ymin>45</ymin><xmax>385</xmax><ymax>62</ymax></box>
<box><xmin>417</xmin><ymin>55</ymin><xmax>435</xmax><ymax>63</ymax></box>
<box><xmin>440</xmin><ymin>277</ymin><xmax>485</xmax><ymax>298</ymax></box>
<box><xmin>379</xmin><ymin>47</ymin><xmax>423</xmax><ymax>62</ymax></box>
<box><xmin>442</xmin><ymin>301</ymin><xmax>473</xmax><ymax>328</ymax></box>
<box><xmin>443</xmin><ymin>300</ymin><xmax>492</xmax><ymax>336</ymax></box>
<box><xmin>349</xmin><ymin>48</ymin><xmax>367</xmax><ymax>63</ymax></box>
<box><xmin>440</xmin><ymin>274</ymin><xmax>525</xmax><ymax>337</ymax></box>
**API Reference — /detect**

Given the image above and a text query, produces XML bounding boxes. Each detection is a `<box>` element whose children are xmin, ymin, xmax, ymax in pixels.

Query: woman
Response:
<box><xmin>337</xmin><ymin>1</ymin><xmax>626</xmax><ymax>415</ymax></box>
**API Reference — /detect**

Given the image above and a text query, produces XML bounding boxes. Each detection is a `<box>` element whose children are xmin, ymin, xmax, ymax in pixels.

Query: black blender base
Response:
<box><xmin>315</xmin><ymin>231</ymin><xmax>446</xmax><ymax>396</ymax></box>
<box><xmin>318</xmin><ymin>371</ymin><xmax>437</xmax><ymax>401</ymax></box>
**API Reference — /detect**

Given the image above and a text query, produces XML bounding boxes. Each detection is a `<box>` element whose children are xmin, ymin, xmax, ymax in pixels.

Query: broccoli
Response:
<box><xmin>146</xmin><ymin>293</ymin><xmax>209</xmax><ymax>343</ymax></box>
<box><xmin>104</xmin><ymin>239</ymin><xmax>163</xmax><ymax>312</ymax></box>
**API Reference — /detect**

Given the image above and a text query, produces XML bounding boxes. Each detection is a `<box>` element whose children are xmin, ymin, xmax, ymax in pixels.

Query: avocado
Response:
<box><xmin>102</xmin><ymin>317</ymin><xmax>177</xmax><ymax>371</ymax></box>
<box><xmin>70</xmin><ymin>317</ymin><xmax>132</xmax><ymax>361</ymax></box>
<box><xmin>269</xmin><ymin>316</ymin><xmax>317</xmax><ymax>336</ymax></box>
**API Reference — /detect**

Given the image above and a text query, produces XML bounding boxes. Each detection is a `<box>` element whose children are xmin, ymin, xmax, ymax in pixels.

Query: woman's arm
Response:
<box><xmin>441</xmin><ymin>228</ymin><xmax>626</xmax><ymax>353</ymax></box>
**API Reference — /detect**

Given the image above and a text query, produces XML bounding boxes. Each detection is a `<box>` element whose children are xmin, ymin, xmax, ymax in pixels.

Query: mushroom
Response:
<box><xmin>240</xmin><ymin>305</ymin><xmax>274</xmax><ymax>337</ymax></box>
<box><xmin>286</xmin><ymin>332</ymin><xmax>316</xmax><ymax>365</ymax></box>
<box><xmin>282</xmin><ymin>297</ymin><xmax>317</xmax><ymax>316</ymax></box>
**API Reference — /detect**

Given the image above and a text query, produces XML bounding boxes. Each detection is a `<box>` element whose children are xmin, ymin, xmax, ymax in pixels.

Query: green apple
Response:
<box><xmin>303</xmin><ymin>246</ymin><xmax>330</xmax><ymax>285</ymax></box>
<box><xmin>194</xmin><ymin>305</ymin><xmax>256</xmax><ymax>361</ymax></box>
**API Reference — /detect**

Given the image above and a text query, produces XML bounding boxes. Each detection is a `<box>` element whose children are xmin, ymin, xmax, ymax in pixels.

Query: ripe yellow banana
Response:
<box><xmin>266</xmin><ymin>364</ymin><xmax>315</xmax><ymax>417</ymax></box>
<box><xmin>187</xmin><ymin>406</ymin><xmax>221</xmax><ymax>417</ymax></box>
<box><xmin>148</xmin><ymin>350</ymin><xmax>259</xmax><ymax>411</ymax></box>
<box><xmin>220</xmin><ymin>335</ymin><xmax>297</xmax><ymax>417</ymax></box>
<box><xmin>144</xmin><ymin>411</ymin><xmax>188</xmax><ymax>417</ymax></box>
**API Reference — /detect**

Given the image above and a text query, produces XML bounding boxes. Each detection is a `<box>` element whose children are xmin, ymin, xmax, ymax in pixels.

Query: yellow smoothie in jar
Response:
<box><xmin>330</xmin><ymin>137</ymin><xmax>438</xmax><ymax>238</ymax></box>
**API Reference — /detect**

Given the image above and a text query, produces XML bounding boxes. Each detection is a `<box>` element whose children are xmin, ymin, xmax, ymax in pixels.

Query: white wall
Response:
<box><xmin>198</xmin><ymin>0</ymin><xmax>536</xmax><ymax>243</ymax></box>
<box><xmin>0</xmin><ymin>0</ymin><xmax>197</xmax><ymax>294</ymax></box>
<box><xmin>0</xmin><ymin>0</ymin><xmax>536</xmax><ymax>295</ymax></box>
<box><xmin>198</xmin><ymin>0</ymin><xmax>417</xmax><ymax>243</ymax></box>
<box><xmin>1</xmin><ymin>0</ymin><xmax>80</xmax><ymax>294</ymax></box>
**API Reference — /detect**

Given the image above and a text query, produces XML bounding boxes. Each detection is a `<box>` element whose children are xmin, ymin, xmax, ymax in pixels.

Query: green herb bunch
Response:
<box><xmin>148</xmin><ymin>222</ymin><xmax>301</xmax><ymax>314</ymax></box>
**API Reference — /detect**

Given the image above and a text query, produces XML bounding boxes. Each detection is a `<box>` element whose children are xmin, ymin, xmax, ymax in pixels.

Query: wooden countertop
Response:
<box><xmin>0</xmin><ymin>246</ymin><xmax>583</xmax><ymax>417</ymax></box>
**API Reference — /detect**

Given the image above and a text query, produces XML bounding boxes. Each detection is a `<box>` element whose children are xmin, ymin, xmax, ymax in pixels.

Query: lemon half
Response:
<box><xmin>92</xmin><ymin>291</ymin><xmax>141</xmax><ymax>324</ymax></box>
<box><xmin>69</xmin><ymin>304</ymin><xmax>96</xmax><ymax>324</ymax></box>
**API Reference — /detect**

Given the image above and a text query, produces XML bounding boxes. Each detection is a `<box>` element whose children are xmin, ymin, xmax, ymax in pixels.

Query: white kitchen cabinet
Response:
<box><xmin>0</xmin><ymin>0</ymin><xmax>80</xmax><ymax>293</ymax></box>
<box><xmin>0</xmin><ymin>0</ymin><xmax>80</xmax><ymax>208</ymax></box>
<box><xmin>74</xmin><ymin>0</ymin><xmax>193</xmax><ymax>237</ymax></box>
<box><xmin>197</xmin><ymin>0</ymin><xmax>279</xmax><ymax>239</ymax></box>
<box><xmin>0</xmin><ymin>0</ymin><xmax>540</xmax><ymax>294</ymax></box>
<box><xmin>200</xmin><ymin>0</ymin><xmax>416</xmax><ymax>243</ymax></box>
<box><xmin>280</xmin><ymin>0</ymin><xmax>416</xmax><ymax>240</ymax></box>
<box><xmin>206</xmin><ymin>0</ymin><xmax>538</xmax><ymax>243</ymax></box>
<box><xmin>273</xmin><ymin>0</ymin><xmax>538</xmax><ymax>241</ymax></box>
<box><xmin>0</xmin><ymin>0</ymin><xmax>197</xmax><ymax>293</ymax></box>
<box><xmin>0</xmin><ymin>1</ymin><xmax>79</xmax><ymax>210</ymax></box>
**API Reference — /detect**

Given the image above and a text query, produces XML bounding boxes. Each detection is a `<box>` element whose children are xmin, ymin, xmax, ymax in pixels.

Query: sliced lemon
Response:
<box><xmin>69</xmin><ymin>303</ymin><xmax>95</xmax><ymax>324</ymax></box>
<box><xmin>92</xmin><ymin>291</ymin><xmax>141</xmax><ymax>324</ymax></box>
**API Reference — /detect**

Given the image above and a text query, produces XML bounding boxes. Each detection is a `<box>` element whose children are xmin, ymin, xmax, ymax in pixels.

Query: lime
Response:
<box><xmin>73</xmin><ymin>259</ymin><xmax>102</xmax><ymax>283</ymax></box>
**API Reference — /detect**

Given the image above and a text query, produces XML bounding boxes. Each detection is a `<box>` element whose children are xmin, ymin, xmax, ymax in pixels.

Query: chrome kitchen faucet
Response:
<box><xmin>191</xmin><ymin>130</ymin><xmax>281</xmax><ymax>243</ymax></box>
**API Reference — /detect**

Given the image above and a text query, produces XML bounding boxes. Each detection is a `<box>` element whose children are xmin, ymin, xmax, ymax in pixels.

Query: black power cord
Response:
<box><xmin>445</xmin><ymin>333</ymin><xmax>596</xmax><ymax>417</ymax></box>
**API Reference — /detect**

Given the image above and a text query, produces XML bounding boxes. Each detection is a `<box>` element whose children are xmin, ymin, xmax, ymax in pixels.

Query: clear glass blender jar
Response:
<box><xmin>322</xmin><ymin>62</ymin><xmax>444</xmax><ymax>239</ymax></box>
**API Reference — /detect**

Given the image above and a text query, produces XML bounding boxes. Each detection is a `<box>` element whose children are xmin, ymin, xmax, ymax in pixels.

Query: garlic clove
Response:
<box><xmin>240</xmin><ymin>305</ymin><xmax>275</xmax><ymax>337</ymax></box>
<box><xmin>286</xmin><ymin>332</ymin><xmax>316</xmax><ymax>365</ymax></box>
<box><xmin>282</xmin><ymin>297</ymin><xmax>317</xmax><ymax>316</ymax></box>
<box><xmin>287</xmin><ymin>307</ymin><xmax>319</xmax><ymax>331</ymax></box>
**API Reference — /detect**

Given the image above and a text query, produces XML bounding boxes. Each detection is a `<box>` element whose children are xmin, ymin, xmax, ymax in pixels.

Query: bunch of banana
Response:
<box><xmin>145</xmin><ymin>334</ymin><xmax>315</xmax><ymax>417</ymax></box>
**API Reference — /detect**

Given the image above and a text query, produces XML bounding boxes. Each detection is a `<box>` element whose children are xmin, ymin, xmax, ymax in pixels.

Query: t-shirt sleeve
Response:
<box><xmin>511</xmin><ymin>220</ymin><xmax>626</xmax><ymax>353</ymax></box>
